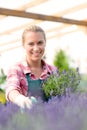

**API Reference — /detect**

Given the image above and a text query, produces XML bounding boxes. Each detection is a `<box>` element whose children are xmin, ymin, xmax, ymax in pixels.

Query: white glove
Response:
<box><xmin>14</xmin><ymin>94</ymin><xmax>32</xmax><ymax>109</ymax></box>
<box><xmin>30</xmin><ymin>96</ymin><xmax>37</xmax><ymax>103</ymax></box>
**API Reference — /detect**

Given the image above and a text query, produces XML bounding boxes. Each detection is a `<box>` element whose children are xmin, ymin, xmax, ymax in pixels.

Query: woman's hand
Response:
<box><xmin>14</xmin><ymin>94</ymin><xmax>32</xmax><ymax>109</ymax></box>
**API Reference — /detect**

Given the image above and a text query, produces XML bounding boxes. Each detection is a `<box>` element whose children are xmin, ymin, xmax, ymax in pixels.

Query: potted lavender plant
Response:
<box><xmin>42</xmin><ymin>68</ymin><xmax>81</xmax><ymax>99</ymax></box>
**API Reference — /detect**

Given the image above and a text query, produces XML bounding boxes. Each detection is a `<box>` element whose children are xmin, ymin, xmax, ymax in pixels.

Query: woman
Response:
<box><xmin>6</xmin><ymin>25</ymin><xmax>58</xmax><ymax>109</ymax></box>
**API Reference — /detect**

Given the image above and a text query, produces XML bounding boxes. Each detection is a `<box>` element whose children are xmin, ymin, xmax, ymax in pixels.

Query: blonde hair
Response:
<box><xmin>22</xmin><ymin>25</ymin><xmax>46</xmax><ymax>44</ymax></box>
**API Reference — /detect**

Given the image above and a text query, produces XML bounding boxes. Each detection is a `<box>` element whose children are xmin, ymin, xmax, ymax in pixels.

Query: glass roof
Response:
<box><xmin>0</xmin><ymin>0</ymin><xmax>87</xmax><ymax>73</ymax></box>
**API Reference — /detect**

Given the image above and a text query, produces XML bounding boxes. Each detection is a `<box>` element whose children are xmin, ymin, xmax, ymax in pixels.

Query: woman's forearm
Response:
<box><xmin>8</xmin><ymin>90</ymin><xmax>21</xmax><ymax>102</ymax></box>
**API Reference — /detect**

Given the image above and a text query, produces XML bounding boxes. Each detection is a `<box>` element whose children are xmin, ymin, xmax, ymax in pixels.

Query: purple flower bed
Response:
<box><xmin>0</xmin><ymin>102</ymin><xmax>19</xmax><ymax>126</ymax></box>
<box><xmin>0</xmin><ymin>93</ymin><xmax>87</xmax><ymax>130</ymax></box>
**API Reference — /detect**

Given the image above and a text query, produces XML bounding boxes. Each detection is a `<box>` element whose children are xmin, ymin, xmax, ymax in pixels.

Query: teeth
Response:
<box><xmin>33</xmin><ymin>53</ymin><xmax>40</xmax><ymax>54</ymax></box>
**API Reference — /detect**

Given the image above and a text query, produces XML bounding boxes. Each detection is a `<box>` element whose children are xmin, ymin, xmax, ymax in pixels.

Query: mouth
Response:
<box><xmin>32</xmin><ymin>52</ymin><xmax>41</xmax><ymax>57</ymax></box>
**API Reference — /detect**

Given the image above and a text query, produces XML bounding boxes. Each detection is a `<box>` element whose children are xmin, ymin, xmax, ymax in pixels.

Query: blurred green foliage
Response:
<box><xmin>0</xmin><ymin>68</ymin><xmax>6</xmax><ymax>104</ymax></box>
<box><xmin>0</xmin><ymin>68</ymin><xmax>6</xmax><ymax>84</ymax></box>
<box><xmin>53</xmin><ymin>49</ymin><xmax>69</xmax><ymax>72</ymax></box>
<box><xmin>78</xmin><ymin>74</ymin><xmax>87</xmax><ymax>93</ymax></box>
<box><xmin>0</xmin><ymin>88</ymin><xmax>6</xmax><ymax>104</ymax></box>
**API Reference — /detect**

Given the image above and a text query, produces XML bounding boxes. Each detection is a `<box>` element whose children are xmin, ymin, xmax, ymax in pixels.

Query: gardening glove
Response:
<box><xmin>30</xmin><ymin>96</ymin><xmax>37</xmax><ymax>103</ymax></box>
<box><xmin>14</xmin><ymin>94</ymin><xmax>32</xmax><ymax>109</ymax></box>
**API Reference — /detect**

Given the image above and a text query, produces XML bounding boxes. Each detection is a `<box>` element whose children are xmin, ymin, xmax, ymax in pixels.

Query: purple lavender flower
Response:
<box><xmin>0</xmin><ymin>94</ymin><xmax>87</xmax><ymax>130</ymax></box>
<box><xmin>0</xmin><ymin>102</ymin><xmax>19</xmax><ymax>126</ymax></box>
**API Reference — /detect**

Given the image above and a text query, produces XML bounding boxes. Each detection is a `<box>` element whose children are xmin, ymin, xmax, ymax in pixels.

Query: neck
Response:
<box><xmin>26</xmin><ymin>58</ymin><xmax>43</xmax><ymax>78</ymax></box>
<box><xmin>27</xmin><ymin>59</ymin><xmax>42</xmax><ymax>69</ymax></box>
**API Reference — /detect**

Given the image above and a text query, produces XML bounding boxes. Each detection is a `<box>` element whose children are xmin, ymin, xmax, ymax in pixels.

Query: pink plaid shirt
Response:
<box><xmin>6</xmin><ymin>59</ymin><xmax>58</xmax><ymax>100</ymax></box>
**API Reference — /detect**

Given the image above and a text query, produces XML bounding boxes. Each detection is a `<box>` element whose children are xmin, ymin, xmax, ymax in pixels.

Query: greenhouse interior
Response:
<box><xmin>0</xmin><ymin>0</ymin><xmax>87</xmax><ymax>130</ymax></box>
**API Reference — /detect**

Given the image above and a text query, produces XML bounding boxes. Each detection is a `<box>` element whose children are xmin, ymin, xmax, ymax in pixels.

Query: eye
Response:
<box><xmin>38</xmin><ymin>41</ymin><xmax>44</xmax><ymax>45</ymax></box>
<box><xmin>28</xmin><ymin>42</ymin><xmax>34</xmax><ymax>46</ymax></box>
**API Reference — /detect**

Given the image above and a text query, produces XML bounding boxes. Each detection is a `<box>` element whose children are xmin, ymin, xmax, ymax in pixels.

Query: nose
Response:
<box><xmin>33</xmin><ymin>45</ymin><xmax>39</xmax><ymax>51</ymax></box>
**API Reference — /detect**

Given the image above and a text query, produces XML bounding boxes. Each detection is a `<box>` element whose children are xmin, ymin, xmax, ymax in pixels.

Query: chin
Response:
<box><xmin>32</xmin><ymin>58</ymin><xmax>41</xmax><ymax>62</ymax></box>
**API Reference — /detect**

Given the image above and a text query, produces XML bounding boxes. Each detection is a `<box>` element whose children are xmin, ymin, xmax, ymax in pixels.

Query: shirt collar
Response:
<box><xmin>21</xmin><ymin>59</ymin><xmax>52</xmax><ymax>75</ymax></box>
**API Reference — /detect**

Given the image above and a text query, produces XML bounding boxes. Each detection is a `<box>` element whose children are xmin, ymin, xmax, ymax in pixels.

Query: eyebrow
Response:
<box><xmin>28</xmin><ymin>40</ymin><xmax>44</xmax><ymax>43</ymax></box>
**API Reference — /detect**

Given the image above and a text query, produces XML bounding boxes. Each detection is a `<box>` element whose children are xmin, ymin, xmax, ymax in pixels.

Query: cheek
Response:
<box><xmin>24</xmin><ymin>45</ymin><xmax>31</xmax><ymax>51</ymax></box>
<box><xmin>26</xmin><ymin>49</ymin><xmax>31</xmax><ymax>54</ymax></box>
<box><xmin>42</xmin><ymin>46</ymin><xmax>45</xmax><ymax>52</ymax></box>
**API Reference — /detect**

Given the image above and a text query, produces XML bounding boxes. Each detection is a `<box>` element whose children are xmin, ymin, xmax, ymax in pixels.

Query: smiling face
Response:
<box><xmin>23</xmin><ymin>31</ymin><xmax>46</xmax><ymax>63</ymax></box>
